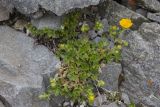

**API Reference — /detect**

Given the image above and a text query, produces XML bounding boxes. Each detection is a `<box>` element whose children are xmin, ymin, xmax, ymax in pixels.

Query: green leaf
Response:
<box><xmin>129</xmin><ymin>102</ymin><xmax>136</xmax><ymax>107</ymax></box>
<box><xmin>81</xmin><ymin>23</ymin><xmax>90</xmax><ymax>32</ymax></box>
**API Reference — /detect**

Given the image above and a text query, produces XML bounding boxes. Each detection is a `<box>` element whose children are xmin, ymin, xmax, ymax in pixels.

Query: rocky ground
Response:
<box><xmin>0</xmin><ymin>0</ymin><xmax>160</xmax><ymax>107</ymax></box>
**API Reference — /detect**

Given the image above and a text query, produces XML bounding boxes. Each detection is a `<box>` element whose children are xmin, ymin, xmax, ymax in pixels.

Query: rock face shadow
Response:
<box><xmin>0</xmin><ymin>95</ymin><xmax>11</xmax><ymax>107</ymax></box>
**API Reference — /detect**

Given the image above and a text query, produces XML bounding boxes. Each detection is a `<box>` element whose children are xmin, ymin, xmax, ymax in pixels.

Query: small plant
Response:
<box><xmin>27</xmin><ymin>11</ymin><xmax>81</xmax><ymax>42</ymax></box>
<box><xmin>45</xmin><ymin>37</ymin><xmax>110</xmax><ymax>104</ymax></box>
<box><xmin>28</xmin><ymin>14</ymin><xmax>132</xmax><ymax>106</ymax></box>
<box><xmin>81</xmin><ymin>23</ymin><xmax>90</xmax><ymax>33</ymax></box>
<box><xmin>128</xmin><ymin>102</ymin><xmax>136</xmax><ymax>107</ymax></box>
<box><xmin>94</xmin><ymin>21</ymin><xmax>104</xmax><ymax>31</ymax></box>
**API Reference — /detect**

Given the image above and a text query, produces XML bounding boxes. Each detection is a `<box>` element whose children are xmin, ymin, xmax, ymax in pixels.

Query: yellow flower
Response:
<box><xmin>88</xmin><ymin>94</ymin><xmax>95</xmax><ymax>102</ymax></box>
<box><xmin>119</xmin><ymin>18</ymin><xmax>133</xmax><ymax>29</ymax></box>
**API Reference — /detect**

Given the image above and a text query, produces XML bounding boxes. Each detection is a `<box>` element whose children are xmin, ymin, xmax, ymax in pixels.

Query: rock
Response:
<box><xmin>31</xmin><ymin>11</ymin><xmax>44</xmax><ymax>19</ymax></box>
<box><xmin>94</xmin><ymin>94</ymin><xmax>107</xmax><ymax>106</ymax></box>
<box><xmin>147</xmin><ymin>12</ymin><xmax>160</xmax><ymax>23</ymax></box>
<box><xmin>120</xmin><ymin>22</ymin><xmax>160</xmax><ymax>106</ymax></box>
<box><xmin>0</xmin><ymin>101</ymin><xmax>4</xmax><ymax>107</ymax></box>
<box><xmin>139</xmin><ymin>0</ymin><xmax>160</xmax><ymax>12</ymax></box>
<box><xmin>50</xmin><ymin>95</ymin><xmax>65</xmax><ymax>107</ymax></box>
<box><xmin>100</xmin><ymin>63</ymin><xmax>122</xmax><ymax>91</ymax></box>
<box><xmin>88</xmin><ymin>30</ymin><xmax>97</xmax><ymax>39</ymax></box>
<box><xmin>0</xmin><ymin>5</ymin><xmax>10</xmax><ymax>21</ymax></box>
<box><xmin>31</xmin><ymin>14</ymin><xmax>62</xmax><ymax>29</ymax></box>
<box><xmin>105</xmin><ymin>0</ymin><xmax>148</xmax><ymax>29</ymax></box>
<box><xmin>101</xmin><ymin>102</ymin><xmax>119</xmax><ymax>107</ymax></box>
<box><xmin>97</xmin><ymin>30</ymin><xmax>104</xmax><ymax>36</ymax></box>
<box><xmin>0</xmin><ymin>26</ymin><xmax>61</xmax><ymax>107</ymax></box>
<box><xmin>136</xmin><ymin>9</ymin><xmax>148</xmax><ymax>17</ymax></box>
<box><xmin>63</xmin><ymin>101</ymin><xmax>70</xmax><ymax>107</ymax></box>
<box><xmin>79</xmin><ymin>104</ymin><xmax>85</xmax><ymax>107</ymax></box>
<box><xmin>0</xmin><ymin>95</ymin><xmax>11</xmax><ymax>107</ymax></box>
<box><xmin>121</xmin><ymin>93</ymin><xmax>130</xmax><ymax>105</ymax></box>
<box><xmin>139</xmin><ymin>22</ymin><xmax>160</xmax><ymax>41</ymax></box>
<box><xmin>100</xmin><ymin>102</ymin><xmax>126</xmax><ymax>107</ymax></box>
<box><xmin>0</xmin><ymin>0</ymin><xmax>101</xmax><ymax>16</ymax></box>
<box><xmin>101</xmin><ymin>18</ymin><xmax>109</xmax><ymax>33</ymax></box>
<box><xmin>93</xmin><ymin>36</ymin><xmax>102</xmax><ymax>43</ymax></box>
<box><xmin>142</xmin><ymin>95</ymin><xmax>160</xmax><ymax>107</ymax></box>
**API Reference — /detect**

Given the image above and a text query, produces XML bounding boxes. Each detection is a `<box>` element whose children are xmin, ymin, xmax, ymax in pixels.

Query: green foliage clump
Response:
<box><xmin>128</xmin><ymin>102</ymin><xmax>136</xmax><ymax>107</ymax></box>
<box><xmin>44</xmin><ymin>37</ymin><xmax>124</xmax><ymax>104</ymax></box>
<box><xmin>27</xmin><ymin>11</ymin><xmax>81</xmax><ymax>41</ymax></box>
<box><xmin>28</xmin><ymin>11</ymin><xmax>130</xmax><ymax>105</ymax></box>
<box><xmin>94</xmin><ymin>21</ymin><xmax>104</xmax><ymax>31</ymax></box>
<box><xmin>52</xmin><ymin>38</ymin><xmax>108</xmax><ymax>102</ymax></box>
<box><xmin>81</xmin><ymin>23</ymin><xmax>90</xmax><ymax>33</ymax></box>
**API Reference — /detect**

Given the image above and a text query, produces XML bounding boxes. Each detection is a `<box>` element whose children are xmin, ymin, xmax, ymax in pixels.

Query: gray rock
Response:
<box><xmin>0</xmin><ymin>0</ymin><xmax>101</xmax><ymax>16</ymax></box>
<box><xmin>31</xmin><ymin>11</ymin><xmax>44</xmax><ymax>19</ymax></box>
<box><xmin>79</xmin><ymin>104</ymin><xmax>85</xmax><ymax>107</ymax></box>
<box><xmin>105</xmin><ymin>0</ymin><xmax>148</xmax><ymax>29</ymax></box>
<box><xmin>120</xmin><ymin>22</ymin><xmax>160</xmax><ymax>106</ymax></box>
<box><xmin>100</xmin><ymin>63</ymin><xmax>122</xmax><ymax>91</ymax></box>
<box><xmin>88</xmin><ymin>30</ymin><xmax>97</xmax><ymax>39</ymax></box>
<box><xmin>93</xmin><ymin>36</ymin><xmax>102</xmax><ymax>43</ymax></box>
<box><xmin>63</xmin><ymin>101</ymin><xmax>70</xmax><ymax>107</ymax></box>
<box><xmin>50</xmin><ymin>95</ymin><xmax>65</xmax><ymax>107</ymax></box>
<box><xmin>139</xmin><ymin>22</ymin><xmax>160</xmax><ymax>42</ymax></box>
<box><xmin>97</xmin><ymin>30</ymin><xmax>104</xmax><ymax>36</ymax></box>
<box><xmin>147</xmin><ymin>12</ymin><xmax>160</xmax><ymax>23</ymax></box>
<box><xmin>94</xmin><ymin>94</ymin><xmax>107</xmax><ymax>106</ymax></box>
<box><xmin>140</xmin><ymin>0</ymin><xmax>160</xmax><ymax>12</ymax></box>
<box><xmin>0</xmin><ymin>5</ymin><xmax>10</xmax><ymax>21</ymax></box>
<box><xmin>101</xmin><ymin>102</ymin><xmax>119</xmax><ymax>107</ymax></box>
<box><xmin>101</xmin><ymin>18</ymin><xmax>109</xmax><ymax>32</ymax></box>
<box><xmin>0</xmin><ymin>101</ymin><xmax>4</xmax><ymax>107</ymax></box>
<box><xmin>0</xmin><ymin>26</ymin><xmax>61</xmax><ymax>107</ymax></box>
<box><xmin>31</xmin><ymin>14</ymin><xmax>62</xmax><ymax>29</ymax></box>
<box><xmin>121</xmin><ymin>93</ymin><xmax>130</xmax><ymax>105</ymax></box>
<box><xmin>142</xmin><ymin>95</ymin><xmax>160</xmax><ymax>107</ymax></box>
<box><xmin>136</xmin><ymin>9</ymin><xmax>148</xmax><ymax>17</ymax></box>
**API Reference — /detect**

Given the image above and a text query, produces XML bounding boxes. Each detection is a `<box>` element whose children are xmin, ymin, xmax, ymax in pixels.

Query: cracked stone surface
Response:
<box><xmin>104</xmin><ymin>0</ymin><xmax>148</xmax><ymax>29</ymax></box>
<box><xmin>0</xmin><ymin>0</ymin><xmax>101</xmax><ymax>16</ymax></box>
<box><xmin>0</xmin><ymin>101</ymin><xmax>4</xmax><ymax>107</ymax></box>
<box><xmin>147</xmin><ymin>12</ymin><xmax>160</xmax><ymax>23</ymax></box>
<box><xmin>31</xmin><ymin>14</ymin><xmax>62</xmax><ymax>29</ymax></box>
<box><xmin>0</xmin><ymin>26</ymin><xmax>60</xmax><ymax>107</ymax></box>
<box><xmin>140</xmin><ymin>0</ymin><xmax>160</xmax><ymax>12</ymax></box>
<box><xmin>120</xmin><ymin>22</ymin><xmax>160</xmax><ymax>107</ymax></box>
<box><xmin>100</xmin><ymin>63</ymin><xmax>122</xmax><ymax>91</ymax></box>
<box><xmin>0</xmin><ymin>4</ymin><xmax>10</xmax><ymax>21</ymax></box>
